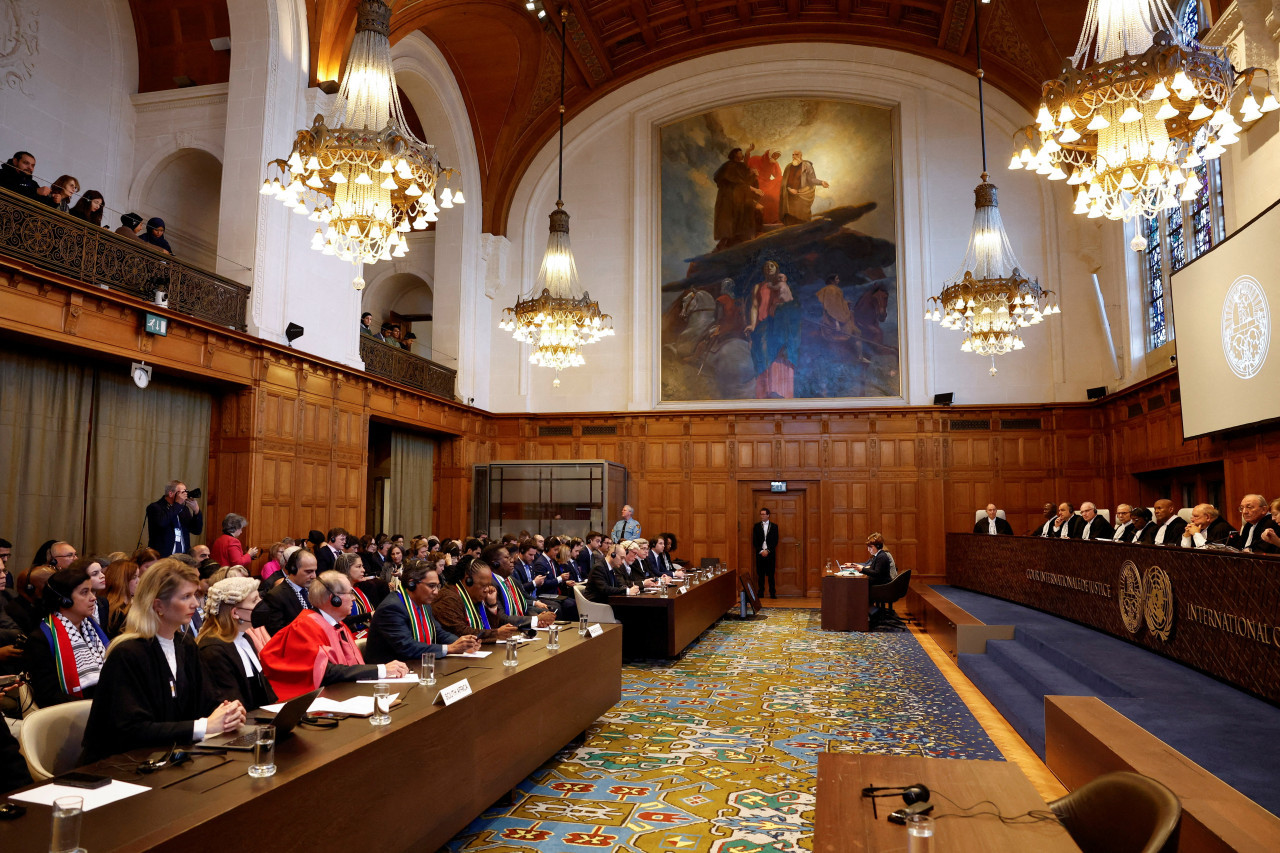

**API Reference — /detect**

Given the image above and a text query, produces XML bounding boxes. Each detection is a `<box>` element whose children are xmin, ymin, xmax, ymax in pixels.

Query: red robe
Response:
<box><xmin>259</xmin><ymin>610</ymin><xmax>364</xmax><ymax>701</ymax></box>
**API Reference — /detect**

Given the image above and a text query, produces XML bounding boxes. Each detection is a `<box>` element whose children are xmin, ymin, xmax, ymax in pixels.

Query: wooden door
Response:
<box><xmin>743</xmin><ymin>488</ymin><xmax>806</xmax><ymax>597</ymax></box>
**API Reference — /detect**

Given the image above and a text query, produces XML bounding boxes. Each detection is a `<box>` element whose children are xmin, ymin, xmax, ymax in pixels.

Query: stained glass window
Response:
<box><xmin>1146</xmin><ymin>216</ymin><xmax>1167</xmax><ymax>350</ymax></box>
<box><xmin>1179</xmin><ymin>0</ymin><xmax>1200</xmax><ymax>41</ymax></box>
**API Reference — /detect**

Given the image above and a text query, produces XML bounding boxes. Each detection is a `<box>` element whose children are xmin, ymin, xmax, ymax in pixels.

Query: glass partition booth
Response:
<box><xmin>472</xmin><ymin>461</ymin><xmax>628</xmax><ymax>541</ymax></box>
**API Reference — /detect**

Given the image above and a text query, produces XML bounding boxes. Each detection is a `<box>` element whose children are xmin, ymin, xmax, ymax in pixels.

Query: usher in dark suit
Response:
<box><xmin>753</xmin><ymin>518</ymin><xmax>780</xmax><ymax>597</ymax></box>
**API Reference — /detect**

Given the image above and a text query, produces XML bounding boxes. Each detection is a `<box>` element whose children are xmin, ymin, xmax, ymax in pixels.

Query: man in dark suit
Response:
<box><xmin>580</xmin><ymin>532</ymin><xmax>605</xmax><ymax>576</ymax></box>
<box><xmin>1180</xmin><ymin>504</ymin><xmax>1235</xmax><ymax>547</ymax></box>
<box><xmin>585</xmin><ymin>545</ymin><xmax>639</xmax><ymax>603</ymax></box>
<box><xmin>973</xmin><ymin>504</ymin><xmax>1014</xmax><ymax>535</ymax></box>
<box><xmin>145</xmin><ymin>480</ymin><xmax>204</xmax><ymax>557</ymax></box>
<box><xmin>753</xmin><ymin>508</ymin><xmax>779</xmax><ymax>597</ymax></box>
<box><xmin>1229</xmin><ymin>494</ymin><xmax>1280</xmax><ymax>554</ymax></box>
<box><xmin>1110</xmin><ymin>504</ymin><xmax>1135</xmax><ymax>541</ymax></box>
<box><xmin>1127</xmin><ymin>506</ymin><xmax>1153</xmax><ymax>544</ymax></box>
<box><xmin>1079</xmin><ymin>503</ymin><xmax>1114</xmax><ymax>540</ymax></box>
<box><xmin>316</xmin><ymin>527</ymin><xmax>348</xmax><ymax>573</ymax></box>
<box><xmin>1141</xmin><ymin>499</ymin><xmax>1186</xmax><ymax>546</ymax></box>
<box><xmin>364</xmin><ymin>565</ymin><xmax>479</xmax><ymax>664</ymax></box>
<box><xmin>1044</xmin><ymin>503</ymin><xmax>1085</xmax><ymax>539</ymax></box>
<box><xmin>252</xmin><ymin>549</ymin><xmax>317</xmax><ymax>635</ymax></box>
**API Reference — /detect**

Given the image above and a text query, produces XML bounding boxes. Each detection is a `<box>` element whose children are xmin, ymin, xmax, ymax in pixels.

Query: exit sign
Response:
<box><xmin>770</xmin><ymin>481</ymin><xmax>787</xmax><ymax>493</ymax></box>
<box><xmin>144</xmin><ymin>313</ymin><xmax>168</xmax><ymax>336</ymax></box>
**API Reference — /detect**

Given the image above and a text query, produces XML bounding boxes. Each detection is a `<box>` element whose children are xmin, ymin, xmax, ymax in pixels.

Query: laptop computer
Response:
<box><xmin>201</xmin><ymin>688</ymin><xmax>322</xmax><ymax>751</ymax></box>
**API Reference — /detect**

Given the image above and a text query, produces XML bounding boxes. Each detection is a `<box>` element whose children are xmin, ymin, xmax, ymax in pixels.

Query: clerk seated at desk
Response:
<box><xmin>433</xmin><ymin>561</ymin><xmax>521</xmax><ymax>643</ymax></box>
<box><xmin>364</xmin><ymin>564</ymin><xmax>479</xmax><ymax>664</ymax></box>
<box><xmin>81</xmin><ymin>559</ymin><xmax>247</xmax><ymax>764</ymax></box>
<box><xmin>585</xmin><ymin>545</ymin><xmax>640</xmax><ymax>602</ymax></box>
<box><xmin>862</xmin><ymin>533</ymin><xmax>898</xmax><ymax>586</ymax></box>
<box><xmin>258</xmin><ymin>571</ymin><xmax>408</xmax><ymax>701</ymax></box>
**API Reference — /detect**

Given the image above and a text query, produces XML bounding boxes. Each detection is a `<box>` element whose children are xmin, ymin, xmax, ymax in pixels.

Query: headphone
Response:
<box><xmin>43</xmin><ymin>582</ymin><xmax>74</xmax><ymax>612</ymax></box>
<box><xmin>861</xmin><ymin>784</ymin><xmax>930</xmax><ymax>805</ymax></box>
<box><xmin>319</xmin><ymin>578</ymin><xmax>343</xmax><ymax>608</ymax></box>
<box><xmin>284</xmin><ymin>548</ymin><xmax>305</xmax><ymax>576</ymax></box>
<box><xmin>405</xmin><ymin>573</ymin><xmax>419</xmax><ymax>591</ymax></box>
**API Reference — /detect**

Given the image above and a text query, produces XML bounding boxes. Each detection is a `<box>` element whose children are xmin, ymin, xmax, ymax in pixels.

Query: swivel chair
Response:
<box><xmin>868</xmin><ymin>569</ymin><xmax>911</xmax><ymax>631</ymax></box>
<box><xmin>19</xmin><ymin>700</ymin><xmax>93</xmax><ymax>781</ymax></box>
<box><xmin>573</xmin><ymin>585</ymin><xmax>619</xmax><ymax>624</ymax></box>
<box><xmin>1049</xmin><ymin>771</ymin><xmax>1181</xmax><ymax>853</ymax></box>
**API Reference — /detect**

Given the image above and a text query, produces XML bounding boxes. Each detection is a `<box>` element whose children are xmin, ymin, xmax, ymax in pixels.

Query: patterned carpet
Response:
<box><xmin>444</xmin><ymin>609</ymin><xmax>1003</xmax><ymax>852</ymax></box>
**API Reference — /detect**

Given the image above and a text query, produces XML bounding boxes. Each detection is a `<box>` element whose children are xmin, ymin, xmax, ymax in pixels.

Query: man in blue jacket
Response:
<box><xmin>364</xmin><ymin>565</ymin><xmax>479</xmax><ymax>664</ymax></box>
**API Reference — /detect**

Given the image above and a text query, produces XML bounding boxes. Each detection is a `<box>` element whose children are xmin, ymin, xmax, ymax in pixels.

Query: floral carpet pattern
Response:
<box><xmin>444</xmin><ymin>609</ymin><xmax>1002</xmax><ymax>852</ymax></box>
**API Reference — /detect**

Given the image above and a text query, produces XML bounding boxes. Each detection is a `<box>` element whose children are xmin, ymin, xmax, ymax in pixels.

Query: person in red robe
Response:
<box><xmin>259</xmin><ymin>571</ymin><xmax>408</xmax><ymax>700</ymax></box>
<box><xmin>747</xmin><ymin>149</ymin><xmax>783</xmax><ymax>225</ymax></box>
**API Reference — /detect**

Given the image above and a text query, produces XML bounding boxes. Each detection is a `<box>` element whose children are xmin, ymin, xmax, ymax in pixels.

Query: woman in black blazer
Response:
<box><xmin>196</xmin><ymin>576</ymin><xmax>277</xmax><ymax>711</ymax></box>
<box><xmin>862</xmin><ymin>533</ymin><xmax>898</xmax><ymax>586</ymax></box>
<box><xmin>81</xmin><ymin>559</ymin><xmax>247</xmax><ymax>764</ymax></box>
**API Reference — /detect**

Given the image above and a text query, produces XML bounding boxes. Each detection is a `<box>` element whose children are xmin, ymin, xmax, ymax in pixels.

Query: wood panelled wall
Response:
<box><xmin>6</xmin><ymin>258</ymin><xmax>1280</xmax><ymax>595</ymax></box>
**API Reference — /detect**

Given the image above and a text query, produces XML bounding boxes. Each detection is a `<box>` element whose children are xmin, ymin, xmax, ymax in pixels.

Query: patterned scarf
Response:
<box><xmin>458</xmin><ymin>588</ymin><xmax>491</xmax><ymax>630</ymax></box>
<box><xmin>496</xmin><ymin>575</ymin><xmax>526</xmax><ymax>617</ymax></box>
<box><xmin>350</xmin><ymin>587</ymin><xmax>373</xmax><ymax>617</ymax></box>
<box><xmin>46</xmin><ymin>613</ymin><xmax>107</xmax><ymax>697</ymax></box>
<box><xmin>396</xmin><ymin>588</ymin><xmax>437</xmax><ymax>644</ymax></box>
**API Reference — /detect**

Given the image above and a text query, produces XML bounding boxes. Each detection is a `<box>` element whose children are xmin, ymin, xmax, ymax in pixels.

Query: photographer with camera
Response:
<box><xmin>145</xmin><ymin>480</ymin><xmax>204</xmax><ymax>557</ymax></box>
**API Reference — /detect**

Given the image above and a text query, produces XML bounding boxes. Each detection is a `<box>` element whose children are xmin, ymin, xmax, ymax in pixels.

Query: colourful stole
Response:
<box><xmin>459</xmin><ymin>589</ymin><xmax>491</xmax><ymax>630</ymax></box>
<box><xmin>351</xmin><ymin>587</ymin><xmax>373</xmax><ymax>617</ymax></box>
<box><xmin>43</xmin><ymin>616</ymin><xmax>91</xmax><ymax>697</ymax></box>
<box><xmin>396</xmin><ymin>588</ymin><xmax>437</xmax><ymax>644</ymax></box>
<box><xmin>496</xmin><ymin>576</ymin><xmax>526</xmax><ymax>617</ymax></box>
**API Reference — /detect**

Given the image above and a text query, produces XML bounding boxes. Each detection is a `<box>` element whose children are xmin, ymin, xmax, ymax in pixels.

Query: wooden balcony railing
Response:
<box><xmin>359</xmin><ymin>334</ymin><xmax>457</xmax><ymax>401</ymax></box>
<box><xmin>0</xmin><ymin>188</ymin><xmax>250</xmax><ymax>330</ymax></box>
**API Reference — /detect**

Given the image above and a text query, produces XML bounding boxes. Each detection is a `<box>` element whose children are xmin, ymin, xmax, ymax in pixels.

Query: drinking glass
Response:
<box><xmin>906</xmin><ymin>813</ymin><xmax>934</xmax><ymax>853</ymax></box>
<box><xmin>547</xmin><ymin>624</ymin><xmax>560</xmax><ymax>650</ymax></box>
<box><xmin>49</xmin><ymin>795</ymin><xmax>83</xmax><ymax>853</ymax></box>
<box><xmin>504</xmin><ymin>636</ymin><xmax>519</xmax><ymax>667</ymax></box>
<box><xmin>248</xmin><ymin>724</ymin><xmax>276</xmax><ymax>778</ymax></box>
<box><xmin>421</xmin><ymin>652</ymin><xmax>436</xmax><ymax>685</ymax></box>
<box><xmin>371</xmin><ymin>683</ymin><xmax>392</xmax><ymax>726</ymax></box>
<box><xmin>579</xmin><ymin>614</ymin><xmax>589</xmax><ymax>637</ymax></box>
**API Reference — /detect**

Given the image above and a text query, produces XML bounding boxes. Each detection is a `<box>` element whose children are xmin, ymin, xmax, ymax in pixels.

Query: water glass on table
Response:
<box><xmin>248</xmin><ymin>724</ymin><xmax>276</xmax><ymax>778</ymax></box>
<box><xmin>906</xmin><ymin>813</ymin><xmax>934</xmax><ymax>853</ymax></box>
<box><xmin>547</xmin><ymin>623</ymin><xmax>560</xmax><ymax>650</ymax></box>
<box><xmin>371</xmin><ymin>682</ymin><xmax>392</xmax><ymax>726</ymax></box>
<box><xmin>504</xmin><ymin>636</ymin><xmax>519</xmax><ymax>667</ymax></box>
<box><xmin>579</xmin><ymin>614</ymin><xmax>589</xmax><ymax>637</ymax></box>
<box><xmin>49</xmin><ymin>795</ymin><xmax>83</xmax><ymax>853</ymax></box>
<box><xmin>421</xmin><ymin>651</ymin><xmax>436</xmax><ymax>685</ymax></box>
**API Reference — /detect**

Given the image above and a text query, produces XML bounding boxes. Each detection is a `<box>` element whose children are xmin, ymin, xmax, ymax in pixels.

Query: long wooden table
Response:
<box><xmin>815</xmin><ymin>753</ymin><xmax>1081</xmax><ymax>852</ymax></box>
<box><xmin>1</xmin><ymin>625</ymin><xmax>622</xmax><ymax>852</ymax></box>
<box><xmin>609</xmin><ymin>568</ymin><xmax>737</xmax><ymax>658</ymax></box>
<box><xmin>820</xmin><ymin>573</ymin><xmax>870</xmax><ymax>631</ymax></box>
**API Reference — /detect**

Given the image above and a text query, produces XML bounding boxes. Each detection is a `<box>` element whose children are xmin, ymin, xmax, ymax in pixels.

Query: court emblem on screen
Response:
<box><xmin>1221</xmin><ymin>275</ymin><xmax>1269</xmax><ymax>379</ymax></box>
<box><xmin>1118</xmin><ymin>561</ymin><xmax>1143</xmax><ymax>634</ymax></box>
<box><xmin>1142</xmin><ymin>566</ymin><xmax>1174</xmax><ymax>643</ymax></box>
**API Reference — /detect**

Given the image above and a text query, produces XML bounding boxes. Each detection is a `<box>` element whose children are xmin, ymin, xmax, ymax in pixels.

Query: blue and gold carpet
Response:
<box><xmin>445</xmin><ymin>609</ymin><xmax>1002</xmax><ymax>852</ymax></box>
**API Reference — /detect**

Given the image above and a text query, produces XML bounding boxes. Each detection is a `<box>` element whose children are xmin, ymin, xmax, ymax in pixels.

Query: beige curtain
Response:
<box><xmin>85</xmin><ymin>371</ymin><xmax>212</xmax><ymax>556</ymax></box>
<box><xmin>388</xmin><ymin>430</ymin><xmax>435</xmax><ymax>539</ymax></box>
<box><xmin>0</xmin><ymin>349</ymin><xmax>93</xmax><ymax>567</ymax></box>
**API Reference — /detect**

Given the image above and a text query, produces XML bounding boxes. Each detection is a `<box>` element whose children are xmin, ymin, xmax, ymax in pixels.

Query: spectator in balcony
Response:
<box><xmin>361</xmin><ymin>312</ymin><xmax>375</xmax><ymax>336</ymax></box>
<box><xmin>0</xmin><ymin>150</ymin><xmax>48</xmax><ymax>199</ymax></box>
<box><xmin>69</xmin><ymin>190</ymin><xmax>106</xmax><ymax>226</ymax></box>
<box><xmin>115</xmin><ymin>211</ymin><xmax>144</xmax><ymax>238</ymax></box>
<box><xmin>46</xmin><ymin>175</ymin><xmax>79</xmax><ymax>212</ymax></box>
<box><xmin>376</xmin><ymin>322</ymin><xmax>393</xmax><ymax>342</ymax></box>
<box><xmin>402</xmin><ymin>331</ymin><xmax>417</xmax><ymax>352</ymax></box>
<box><xmin>139</xmin><ymin>217</ymin><xmax>173</xmax><ymax>254</ymax></box>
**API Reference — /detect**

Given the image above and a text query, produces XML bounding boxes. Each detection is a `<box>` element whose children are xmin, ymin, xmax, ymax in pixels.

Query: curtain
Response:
<box><xmin>388</xmin><ymin>430</ymin><xmax>435</xmax><ymax>539</ymax></box>
<box><xmin>85</xmin><ymin>371</ymin><xmax>212</xmax><ymax>557</ymax></box>
<box><xmin>0</xmin><ymin>349</ymin><xmax>93</xmax><ymax>568</ymax></box>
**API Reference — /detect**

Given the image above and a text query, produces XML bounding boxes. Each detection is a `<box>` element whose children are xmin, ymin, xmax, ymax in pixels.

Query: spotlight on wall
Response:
<box><xmin>933</xmin><ymin>392</ymin><xmax>954</xmax><ymax>406</ymax></box>
<box><xmin>1087</xmin><ymin>386</ymin><xmax>1108</xmax><ymax>401</ymax></box>
<box><xmin>131</xmin><ymin>361</ymin><xmax>152</xmax><ymax>390</ymax></box>
<box><xmin>209</xmin><ymin>37</ymin><xmax>231</xmax><ymax>52</ymax></box>
<box><xmin>285</xmin><ymin>323</ymin><xmax>305</xmax><ymax>346</ymax></box>
<box><xmin>317</xmin><ymin>80</ymin><xmax>340</xmax><ymax>95</ymax></box>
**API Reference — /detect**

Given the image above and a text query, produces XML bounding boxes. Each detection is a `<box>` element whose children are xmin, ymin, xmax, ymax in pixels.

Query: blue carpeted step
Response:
<box><xmin>985</xmin><ymin>638</ymin><xmax>1099</xmax><ymax>700</ymax></box>
<box><xmin>958</xmin><ymin>652</ymin><xmax>1047</xmax><ymax>756</ymax></box>
<box><xmin>1012</xmin><ymin>627</ymin><xmax>1132</xmax><ymax>697</ymax></box>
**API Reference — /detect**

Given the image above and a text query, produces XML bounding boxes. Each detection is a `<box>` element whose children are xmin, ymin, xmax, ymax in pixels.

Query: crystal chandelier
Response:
<box><xmin>1010</xmin><ymin>0</ymin><xmax>1277</xmax><ymax>243</ymax></box>
<box><xmin>498</xmin><ymin>10</ymin><xmax>612</xmax><ymax>386</ymax></box>
<box><xmin>260</xmin><ymin>0</ymin><xmax>462</xmax><ymax>289</ymax></box>
<box><xmin>927</xmin><ymin>0</ymin><xmax>1058</xmax><ymax>372</ymax></box>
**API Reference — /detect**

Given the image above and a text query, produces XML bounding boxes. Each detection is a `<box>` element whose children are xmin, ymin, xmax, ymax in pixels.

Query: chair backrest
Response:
<box><xmin>699</xmin><ymin>557</ymin><xmax>720</xmax><ymax>568</ymax></box>
<box><xmin>1049</xmin><ymin>771</ymin><xmax>1181</xmax><ymax>853</ymax></box>
<box><xmin>19</xmin><ymin>700</ymin><xmax>94</xmax><ymax>781</ymax></box>
<box><xmin>1177</xmin><ymin>507</ymin><xmax>1193</xmax><ymax>523</ymax></box>
<box><xmin>869</xmin><ymin>569</ymin><xmax>911</xmax><ymax>605</ymax></box>
<box><xmin>1074</xmin><ymin>509</ymin><xmax>1112</xmax><ymax>522</ymax></box>
<box><xmin>973</xmin><ymin>509</ymin><xmax>1007</xmax><ymax>523</ymax></box>
<box><xmin>573</xmin><ymin>584</ymin><xmax>618</xmax><ymax>624</ymax></box>
<box><xmin>354</xmin><ymin>636</ymin><xmax>367</xmax><ymax>655</ymax></box>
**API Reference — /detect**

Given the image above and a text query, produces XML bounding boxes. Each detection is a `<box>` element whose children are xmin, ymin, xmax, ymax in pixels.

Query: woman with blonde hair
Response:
<box><xmin>196</xmin><ymin>576</ymin><xmax>275</xmax><ymax>710</ymax></box>
<box><xmin>103</xmin><ymin>559</ymin><xmax>141</xmax><ymax>638</ymax></box>
<box><xmin>81</xmin><ymin>558</ymin><xmax>246</xmax><ymax>763</ymax></box>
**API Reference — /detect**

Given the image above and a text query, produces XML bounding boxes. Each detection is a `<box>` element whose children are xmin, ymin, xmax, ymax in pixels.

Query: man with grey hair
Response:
<box><xmin>1229</xmin><ymin>494</ymin><xmax>1280</xmax><ymax>553</ymax></box>
<box><xmin>611</xmin><ymin>505</ymin><xmax>640</xmax><ymax>542</ymax></box>
<box><xmin>1079</xmin><ymin>502</ymin><xmax>1114</xmax><ymax>540</ymax></box>
<box><xmin>1111</xmin><ymin>504</ymin><xmax>1135</xmax><ymax>542</ymax></box>
<box><xmin>1180</xmin><ymin>504</ymin><xmax>1235</xmax><ymax>548</ymax></box>
<box><xmin>145</xmin><ymin>480</ymin><xmax>203</xmax><ymax>557</ymax></box>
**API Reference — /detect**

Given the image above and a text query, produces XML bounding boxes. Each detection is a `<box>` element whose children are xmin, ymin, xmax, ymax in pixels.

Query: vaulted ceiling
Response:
<box><xmin>128</xmin><ymin>0</ymin><xmax>1224</xmax><ymax>234</ymax></box>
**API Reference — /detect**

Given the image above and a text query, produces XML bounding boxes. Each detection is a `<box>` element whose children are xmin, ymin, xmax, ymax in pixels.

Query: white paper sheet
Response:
<box><xmin>10</xmin><ymin>780</ymin><xmax>150</xmax><ymax>811</ymax></box>
<box><xmin>356</xmin><ymin>674</ymin><xmax>422</xmax><ymax>684</ymax></box>
<box><xmin>258</xmin><ymin>694</ymin><xmax>399</xmax><ymax>716</ymax></box>
<box><xmin>453</xmin><ymin>650</ymin><xmax>492</xmax><ymax>658</ymax></box>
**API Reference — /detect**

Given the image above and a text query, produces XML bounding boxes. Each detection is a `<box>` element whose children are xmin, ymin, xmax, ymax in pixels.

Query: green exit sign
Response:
<box><xmin>144</xmin><ymin>313</ymin><xmax>168</xmax><ymax>336</ymax></box>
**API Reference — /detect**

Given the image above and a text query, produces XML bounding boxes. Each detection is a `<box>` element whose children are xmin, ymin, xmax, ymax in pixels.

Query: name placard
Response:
<box><xmin>587</xmin><ymin>624</ymin><xmax>604</xmax><ymax>638</ymax></box>
<box><xmin>434</xmin><ymin>678</ymin><xmax>472</xmax><ymax>706</ymax></box>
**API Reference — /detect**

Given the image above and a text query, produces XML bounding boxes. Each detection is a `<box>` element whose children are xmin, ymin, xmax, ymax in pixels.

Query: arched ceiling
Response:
<box><xmin>130</xmin><ymin>0</ymin><xmax>1225</xmax><ymax>234</ymax></box>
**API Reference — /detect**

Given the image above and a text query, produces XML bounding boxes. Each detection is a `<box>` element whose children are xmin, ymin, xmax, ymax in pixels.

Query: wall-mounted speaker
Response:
<box><xmin>933</xmin><ymin>393</ymin><xmax>954</xmax><ymax>406</ymax></box>
<box><xmin>1087</xmin><ymin>386</ymin><xmax>1108</xmax><ymax>401</ymax></box>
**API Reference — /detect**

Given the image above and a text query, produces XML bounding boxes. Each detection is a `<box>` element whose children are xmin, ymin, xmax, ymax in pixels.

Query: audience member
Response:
<box><xmin>145</xmin><ymin>480</ymin><xmax>204</xmax><ymax>557</ymax></box>
<box><xmin>333</xmin><ymin>552</ymin><xmax>387</xmax><ymax>634</ymax></box>
<box><xmin>139</xmin><ymin>216</ymin><xmax>173</xmax><ymax>254</ymax></box>
<box><xmin>1181</xmin><ymin>504</ymin><xmax>1235</xmax><ymax>548</ymax></box>
<box><xmin>1231</xmin><ymin>494</ymin><xmax>1280</xmax><ymax>554</ymax></box>
<box><xmin>46</xmin><ymin>175</ymin><xmax>79</xmax><ymax>212</ymax></box>
<box><xmin>360</xmin><ymin>312</ymin><xmax>375</xmax><ymax>336</ymax></box>
<box><xmin>205</xmin><ymin>564</ymin><xmax>249</xmax><ymax>585</ymax></box>
<box><xmin>260</xmin><ymin>539</ymin><xmax>293</xmax><ymax>582</ymax></box>
<box><xmin>432</xmin><ymin>560</ymin><xmax>520</xmax><ymax>643</ymax></box>
<box><xmin>24</xmin><ymin>566</ymin><xmax>110</xmax><ymax>706</ymax></box>
<box><xmin>259</xmin><ymin>570</ymin><xmax>407</xmax><ymax>700</ymax></box>
<box><xmin>103</xmin><ymin>559</ymin><xmax>140</xmax><ymax>638</ymax></box>
<box><xmin>316</xmin><ymin>527</ymin><xmax>347</xmax><ymax>573</ymax></box>
<box><xmin>70</xmin><ymin>555</ymin><xmax>109</xmax><ymax>626</ymax></box>
<box><xmin>190</xmin><ymin>543</ymin><xmax>211</xmax><ymax>562</ymax></box>
<box><xmin>0</xmin><ymin>150</ymin><xmax>46</xmax><ymax>199</ymax></box>
<box><xmin>585</xmin><ymin>544</ymin><xmax>638</xmax><ymax>603</ymax></box>
<box><xmin>252</xmin><ymin>547</ymin><xmax>317</xmax><ymax>635</ymax></box>
<box><xmin>196</xmin><ymin>576</ymin><xmax>276</xmax><ymax>710</ymax></box>
<box><xmin>81</xmin><ymin>558</ymin><xmax>247</xmax><ymax>764</ymax></box>
<box><xmin>364</xmin><ymin>564</ymin><xmax>479</xmax><ymax>665</ymax></box>
<box><xmin>131</xmin><ymin>547</ymin><xmax>162</xmax><ymax>573</ymax></box>
<box><xmin>382</xmin><ymin>542</ymin><xmax>407</xmax><ymax>583</ymax></box>
<box><xmin>115</xmin><ymin>211</ymin><xmax>143</xmax><ymax>238</ymax></box>
<box><xmin>1079</xmin><ymin>503</ymin><xmax>1114</xmax><ymax>540</ymax></box>
<box><xmin>974</xmin><ymin>504</ymin><xmax>1013</xmax><ymax>535</ymax></box>
<box><xmin>210</xmin><ymin>513</ymin><xmax>261</xmax><ymax>569</ymax></box>
<box><xmin>68</xmin><ymin>190</ymin><xmax>105</xmax><ymax>225</ymax></box>
<box><xmin>6</xmin><ymin>565</ymin><xmax>54</xmax><ymax>635</ymax></box>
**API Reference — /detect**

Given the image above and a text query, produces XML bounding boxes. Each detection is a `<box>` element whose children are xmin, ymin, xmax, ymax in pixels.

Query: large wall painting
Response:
<box><xmin>659</xmin><ymin>98</ymin><xmax>901</xmax><ymax>402</ymax></box>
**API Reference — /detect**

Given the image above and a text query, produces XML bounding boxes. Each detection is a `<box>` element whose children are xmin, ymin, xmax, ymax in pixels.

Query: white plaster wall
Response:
<box><xmin>496</xmin><ymin>44</ymin><xmax>1119</xmax><ymax>413</ymax></box>
<box><xmin>0</xmin><ymin>0</ymin><xmax>137</xmax><ymax>218</ymax></box>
